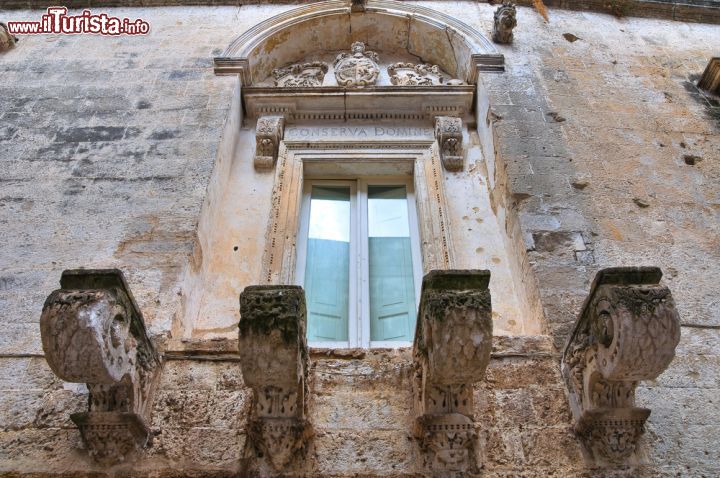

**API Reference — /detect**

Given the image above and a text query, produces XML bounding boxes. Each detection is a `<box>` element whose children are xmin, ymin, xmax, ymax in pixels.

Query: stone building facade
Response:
<box><xmin>0</xmin><ymin>1</ymin><xmax>718</xmax><ymax>477</ymax></box>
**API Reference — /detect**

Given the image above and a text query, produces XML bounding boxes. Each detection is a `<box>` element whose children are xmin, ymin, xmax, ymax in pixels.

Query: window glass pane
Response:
<box><xmin>305</xmin><ymin>186</ymin><xmax>350</xmax><ymax>342</ymax></box>
<box><xmin>368</xmin><ymin>185</ymin><xmax>417</xmax><ymax>342</ymax></box>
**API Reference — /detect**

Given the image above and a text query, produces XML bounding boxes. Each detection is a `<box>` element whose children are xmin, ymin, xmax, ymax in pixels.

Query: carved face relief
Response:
<box><xmin>333</xmin><ymin>42</ymin><xmax>380</xmax><ymax>87</ymax></box>
<box><xmin>272</xmin><ymin>61</ymin><xmax>328</xmax><ymax>87</ymax></box>
<box><xmin>492</xmin><ymin>3</ymin><xmax>518</xmax><ymax>44</ymax></box>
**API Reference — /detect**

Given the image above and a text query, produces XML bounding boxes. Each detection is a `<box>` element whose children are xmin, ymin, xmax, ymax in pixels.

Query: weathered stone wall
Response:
<box><xmin>1</xmin><ymin>2</ymin><xmax>718</xmax><ymax>477</ymax></box>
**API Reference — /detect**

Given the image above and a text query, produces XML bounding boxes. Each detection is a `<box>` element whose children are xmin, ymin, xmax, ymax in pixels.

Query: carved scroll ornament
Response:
<box><xmin>272</xmin><ymin>61</ymin><xmax>328</xmax><ymax>87</ymax></box>
<box><xmin>334</xmin><ymin>41</ymin><xmax>380</xmax><ymax>87</ymax></box>
<box><xmin>254</xmin><ymin>115</ymin><xmax>285</xmax><ymax>169</ymax></box>
<box><xmin>40</xmin><ymin>269</ymin><xmax>161</xmax><ymax>465</ymax></box>
<box><xmin>492</xmin><ymin>2</ymin><xmax>517</xmax><ymax>45</ymax></box>
<box><xmin>434</xmin><ymin>116</ymin><xmax>464</xmax><ymax>172</ymax></box>
<box><xmin>413</xmin><ymin>270</ymin><xmax>492</xmax><ymax>477</ymax></box>
<box><xmin>238</xmin><ymin>285</ymin><xmax>312</xmax><ymax>472</ymax></box>
<box><xmin>562</xmin><ymin>267</ymin><xmax>681</xmax><ymax>465</ymax></box>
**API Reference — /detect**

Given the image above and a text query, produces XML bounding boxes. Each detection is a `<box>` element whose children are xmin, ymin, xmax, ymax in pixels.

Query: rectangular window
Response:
<box><xmin>297</xmin><ymin>178</ymin><xmax>422</xmax><ymax>348</ymax></box>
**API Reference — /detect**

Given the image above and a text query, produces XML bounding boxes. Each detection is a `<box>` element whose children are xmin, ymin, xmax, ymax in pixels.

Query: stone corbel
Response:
<box><xmin>238</xmin><ymin>285</ymin><xmax>312</xmax><ymax>472</ymax></box>
<box><xmin>413</xmin><ymin>270</ymin><xmax>493</xmax><ymax>477</ymax></box>
<box><xmin>254</xmin><ymin>115</ymin><xmax>285</xmax><ymax>169</ymax></box>
<box><xmin>434</xmin><ymin>116</ymin><xmax>464</xmax><ymax>172</ymax></box>
<box><xmin>40</xmin><ymin>269</ymin><xmax>162</xmax><ymax>465</ymax></box>
<box><xmin>561</xmin><ymin>267</ymin><xmax>681</xmax><ymax>466</ymax></box>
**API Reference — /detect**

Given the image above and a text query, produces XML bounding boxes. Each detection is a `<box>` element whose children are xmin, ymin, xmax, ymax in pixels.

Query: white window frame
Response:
<box><xmin>296</xmin><ymin>176</ymin><xmax>423</xmax><ymax>349</ymax></box>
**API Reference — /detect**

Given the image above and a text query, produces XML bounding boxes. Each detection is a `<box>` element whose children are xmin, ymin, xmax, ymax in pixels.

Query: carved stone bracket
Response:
<box><xmin>492</xmin><ymin>2</ymin><xmax>517</xmax><ymax>45</ymax></box>
<box><xmin>254</xmin><ymin>116</ymin><xmax>285</xmax><ymax>169</ymax></box>
<box><xmin>40</xmin><ymin>269</ymin><xmax>161</xmax><ymax>465</ymax></box>
<box><xmin>413</xmin><ymin>270</ymin><xmax>493</xmax><ymax>477</ymax></box>
<box><xmin>434</xmin><ymin>116</ymin><xmax>464</xmax><ymax>172</ymax></box>
<box><xmin>238</xmin><ymin>285</ymin><xmax>312</xmax><ymax>472</ymax></box>
<box><xmin>561</xmin><ymin>267</ymin><xmax>681</xmax><ymax>466</ymax></box>
<box><xmin>0</xmin><ymin>22</ymin><xmax>18</xmax><ymax>51</ymax></box>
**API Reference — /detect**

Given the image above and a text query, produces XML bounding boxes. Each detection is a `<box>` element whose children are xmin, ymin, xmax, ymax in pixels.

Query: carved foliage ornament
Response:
<box><xmin>40</xmin><ymin>269</ymin><xmax>161</xmax><ymax>465</ymax></box>
<box><xmin>388</xmin><ymin>63</ymin><xmax>466</xmax><ymax>86</ymax></box>
<box><xmin>238</xmin><ymin>285</ymin><xmax>312</xmax><ymax>472</ymax></box>
<box><xmin>413</xmin><ymin>270</ymin><xmax>492</xmax><ymax>477</ymax></box>
<box><xmin>561</xmin><ymin>267</ymin><xmax>681</xmax><ymax>465</ymax></box>
<box><xmin>254</xmin><ymin>115</ymin><xmax>285</xmax><ymax>169</ymax></box>
<box><xmin>435</xmin><ymin>116</ymin><xmax>464</xmax><ymax>172</ymax></box>
<box><xmin>334</xmin><ymin>41</ymin><xmax>380</xmax><ymax>87</ymax></box>
<box><xmin>492</xmin><ymin>2</ymin><xmax>517</xmax><ymax>45</ymax></box>
<box><xmin>272</xmin><ymin>61</ymin><xmax>328</xmax><ymax>87</ymax></box>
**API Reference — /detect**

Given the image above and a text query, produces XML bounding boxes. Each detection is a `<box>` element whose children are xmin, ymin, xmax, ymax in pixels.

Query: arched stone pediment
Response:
<box><xmin>214</xmin><ymin>0</ymin><xmax>503</xmax><ymax>86</ymax></box>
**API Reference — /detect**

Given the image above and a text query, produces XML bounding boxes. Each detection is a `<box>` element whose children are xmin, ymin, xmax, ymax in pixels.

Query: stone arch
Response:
<box><xmin>214</xmin><ymin>0</ymin><xmax>503</xmax><ymax>85</ymax></box>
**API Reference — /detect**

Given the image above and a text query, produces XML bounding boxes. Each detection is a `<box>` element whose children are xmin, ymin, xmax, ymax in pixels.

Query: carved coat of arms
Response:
<box><xmin>333</xmin><ymin>42</ymin><xmax>380</xmax><ymax>87</ymax></box>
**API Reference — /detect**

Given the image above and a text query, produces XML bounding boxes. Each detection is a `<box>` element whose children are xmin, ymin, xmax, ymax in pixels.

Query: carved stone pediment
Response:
<box><xmin>272</xmin><ymin>61</ymin><xmax>328</xmax><ymax>87</ymax></box>
<box><xmin>238</xmin><ymin>285</ymin><xmax>313</xmax><ymax>472</ymax></box>
<box><xmin>254</xmin><ymin>115</ymin><xmax>285</xmax><ymax>169</ymax></box>
<box><xmin>333</xmin><ymin>42</ymin><xmax>380</xmax><ymax>87</ymax></box>
<box><xmin>434</xmin><ymin>116</ymin><xmax>464</xmax><ymax>172</ymax></box>
<box><xmin>40</xmin><ymin>269</ymin><xmax>161</xmax><ymax>465</ymax></box>
<box><xmin>413</xmin><ymin>270</ymin><xmax>492</xmax><ymax>477</ymax></box>
<box><xmin>562</xmin><ymin>267</ymin><xmax>681</xmax><ymax>466</ymax></box>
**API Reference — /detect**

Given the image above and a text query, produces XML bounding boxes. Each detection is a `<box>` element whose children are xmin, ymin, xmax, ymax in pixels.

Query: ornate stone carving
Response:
<box><xmin>492</xmin><ymin>2</ymin><xmax>517</xmax><ymax>45</ymax></box>
<box><xmin>333</xmin><ymin>42</ymin><xmax>380</xmax><ymax>87</ymax></box>
<box><xmin>413</xmin><ymin>270</ymin><xmax>492</xmax><ymax>477</ymax></box>
<box><xmin>272</xmin><ymin>61</ymin><xmax>328</xmax><ymax>87</ymax></box>
<box><xmin>40</xmin><ymin>269</ymin><xmax>161</xmax><ymax>465</ymax></box>
<box><xmin>238</xmin><ymin>285</ymin><xmax>312</xmax><ymax>472</ymax></box>
<box><xmin>351</xmin><ymin>0</ymin><xmax>366</xmax><ymax>13</ymax></box>
<box><xmin>562</xmin><ymin>267</ymin><xmax>681</xmax><ymax>466</ymax></box>
<box><xmin>434</xmin><ymin>116</ymin><xmax>464</xmax><ymax>171</ymax></box>
<box><xmin>0</xmin><ymin>23</ymin><xmax>17</xmax><ymax>52</ymax></box>
<box><xmin>388</xmin><ymin>63</ymin><xmax>446</xmax><ymax>86</ymax></box>
<box><xmin>254</xmin><ymin>116</ymin><xmax>285</xmax><ymax>169</ymax></box>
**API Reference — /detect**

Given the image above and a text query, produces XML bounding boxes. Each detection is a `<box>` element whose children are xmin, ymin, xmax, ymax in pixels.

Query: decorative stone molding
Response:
<box><xmin>698</xmin><ymin>57</ymin><xmax>720</xmax><ymax>94</ymax></box>
<box><xmin>492</xmin><ymin>2</ymin><xmax>518</xmax><ymax>44</ymax></box>
<box><xmin>254</xmin><ymin>116</ymin><xmax>285</xmax><ymax>169</ymax></box>
<box><xmin>238</xmin><ymin>285</ymin><xmax>312</xmax><ymax>471</ymax></box>
<box><xmin>561</xmin><ymin>267</ymin><xmax>681</xmax><ymax>466</ymax></box>
<box><xmin>0</xmin><ymin>22</ymin><xmax>17</xmax><ymax>51</ymax></box>
<box><xmin>413</xmin><ymin>270</ymin><xmax>492</xmax><ymax>477</ymax></box>
<box><xmin>334</xmin><ymin>42</ymin><xmax>380</xmax><ymax>87</ymax></box>
<box><xmin>434</xmin><ymin>116</ymin><xmax>464</xmax><ymax>171</ymax></box>
<box><xmin>272</xmin><ymin>61</ymin><xmax>328</xmax><ymax>87</ymax></box>
<box><xmin>39</xmin><ymin>269</ymin><xmax>161</xmax><ymax>465</ymax></box>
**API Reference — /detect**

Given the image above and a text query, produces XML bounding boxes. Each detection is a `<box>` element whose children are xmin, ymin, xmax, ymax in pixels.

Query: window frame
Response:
<box><xmin>296</xmin><ymin>176</ymin><xmax>423</xmax><ymax>349</ymax></box>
